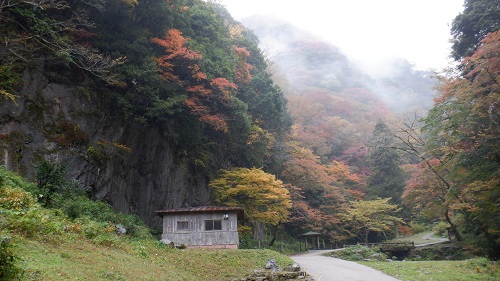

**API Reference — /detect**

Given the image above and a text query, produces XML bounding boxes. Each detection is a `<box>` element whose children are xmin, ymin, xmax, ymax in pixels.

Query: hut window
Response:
<box><xmin>205</xmin><ymin>220</ymin><xmax>222</xmax><ymax>231</ymax></box>
<box><xmin>177</xmin><ymin>221</ymin><xmax>189</xmax><ymax>231</ymax></box>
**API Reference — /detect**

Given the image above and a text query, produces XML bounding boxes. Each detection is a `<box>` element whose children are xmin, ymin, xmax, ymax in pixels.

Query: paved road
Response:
<box><xmin>291</xmin><ymin>250</ymin><xmax>401</xmax><ymax>281</ymax></box>
<box><xmin>416</xmin><ymin>232</ymin><xmax>448</xmax><ymax>247</ymax></box>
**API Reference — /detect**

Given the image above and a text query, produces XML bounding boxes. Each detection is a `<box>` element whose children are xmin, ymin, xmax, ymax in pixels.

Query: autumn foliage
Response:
<box><xmin>209</xmin><ymin>167</ymin><xmax>291</xmax><ymax>228</ymax></box>
<box><xmin>152</xmin><ymin>29</ymin><xmax>242</xmax><ymax>132</ymax></box>
<box><xmin>404</xmin><ymin>31</ymin><xmax>500</xmax><ymax>258</ymax></box>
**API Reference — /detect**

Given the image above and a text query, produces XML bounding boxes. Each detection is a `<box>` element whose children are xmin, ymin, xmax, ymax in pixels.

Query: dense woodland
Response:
<box><xmin>0</xmin><ymin>0</ymin><xmax>499</xmax><ymax>261</ymax></box>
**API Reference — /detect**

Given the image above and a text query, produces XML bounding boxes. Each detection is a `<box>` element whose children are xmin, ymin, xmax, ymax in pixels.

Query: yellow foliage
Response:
<box><xmin>0</xmin><ymin>186</ymin><xmax>36</xmax><ymax>210</ymax></box>
<box><xmin>121</xmin><ymin>0</ymin><xmax>138</xmax><ymax>7</ymax></box>
<box><xmin>209</xmin><ymin>168</ymin><xmax>291</xmax><ymax>226</ymax></box>
<box><xmin>0</xmin><ymin>89</ymin><xmax>18</xmax><ymax>104</ymax></box>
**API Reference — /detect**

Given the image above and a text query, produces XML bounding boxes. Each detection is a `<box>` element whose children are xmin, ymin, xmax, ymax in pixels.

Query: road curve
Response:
<box><xmin>291</xmin><ymin>250</ymin><xmax>401</xmax><ymax>281</ymax></box>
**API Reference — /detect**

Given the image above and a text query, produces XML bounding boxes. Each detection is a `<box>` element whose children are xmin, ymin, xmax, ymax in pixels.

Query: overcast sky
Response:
<box><xmin>219</xmin><ymin>0</ymin><xmax>464</xmax><ymax>71</ymax></box>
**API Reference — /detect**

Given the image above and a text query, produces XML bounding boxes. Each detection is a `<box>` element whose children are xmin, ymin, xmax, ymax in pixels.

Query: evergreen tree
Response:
<box><xmin>366</xmin><ymin>121</ymin><xmax>406</xmax><ymax>205</ymax></box>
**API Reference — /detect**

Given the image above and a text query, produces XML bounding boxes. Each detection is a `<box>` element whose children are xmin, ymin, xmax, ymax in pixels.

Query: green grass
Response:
<box><xmin>359</xmin><ymin>259</ymin><xmax>500</xmax><ymax>281</ymax></box>
<box><xmin>15</xmin><ymin>236</ymin><xmax>292</xmax><ymax>280</ymax></box>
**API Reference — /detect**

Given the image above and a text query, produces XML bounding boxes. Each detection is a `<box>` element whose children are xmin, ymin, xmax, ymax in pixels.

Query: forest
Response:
<box><xmin>0</xmin><ymin>0</ymin><xmax>499</xmax><ymax>263</ymax></box>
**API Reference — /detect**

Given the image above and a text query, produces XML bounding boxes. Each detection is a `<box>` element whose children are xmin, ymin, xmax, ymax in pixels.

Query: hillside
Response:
<box><xmin>0</xmin><ymin>167</ymin><xmax>293</xmax><ymax>280</ymax></box>
<box><xmin>242</xmin><ymin>15</ymin><xmax>438</xmax><ymax>113</ymax></box>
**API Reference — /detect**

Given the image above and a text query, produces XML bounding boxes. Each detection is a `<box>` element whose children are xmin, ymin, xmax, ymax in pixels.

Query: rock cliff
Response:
<box><xmin>0</xmin><ymin>70</ymin><xmax>211</xmax><ymax>228</ymax></box>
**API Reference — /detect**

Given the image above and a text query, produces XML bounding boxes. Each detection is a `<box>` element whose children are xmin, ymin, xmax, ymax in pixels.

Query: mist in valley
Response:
<box><xmin>242</xmin><ymin>15</ymin><xmax>438</xmax><ymax>116</ymax></box>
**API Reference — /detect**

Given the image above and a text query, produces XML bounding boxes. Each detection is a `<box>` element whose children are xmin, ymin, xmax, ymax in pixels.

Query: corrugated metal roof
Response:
<box><xmin>155</xmin><ymin>206</ymin><xmax>244</xmax><ymax>219</ymax></box>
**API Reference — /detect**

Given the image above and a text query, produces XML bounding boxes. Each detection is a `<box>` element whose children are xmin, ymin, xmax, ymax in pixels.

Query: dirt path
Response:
<box><xmin>291</xmin><ymin>250</ymin><xmax>401</xmax><ymax>281</ymax></box>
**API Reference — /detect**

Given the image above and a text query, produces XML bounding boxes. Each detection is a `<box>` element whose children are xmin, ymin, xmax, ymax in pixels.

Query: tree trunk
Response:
<box><xmin>253</xmin><ymin>222</ymin><xmax>265</xmax><ymax>246</ymax></box>
<box><xmin>444</xmin><ymin>207</ymin><xmax>463</xmax><ymax>241</ymax></box>
<box><xmin>363</xmin><ymin>228</ymin><xmax>369</xmax><ymax>243</ymax></box>
<box><xmin>269</xmin><ymin>233</ymin><xmax>277</xmax><ymax>247</ymax></box>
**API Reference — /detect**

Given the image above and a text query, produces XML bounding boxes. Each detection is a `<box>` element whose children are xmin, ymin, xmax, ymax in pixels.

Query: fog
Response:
<box><xmin>220</xmin><ymin>0</ymin><xmax>464</xmax><ymax>74</ymax></box>
<box><xmin>242</xmin><ymin>16</ymin><xmax>436</xmax><ymax>113</ymax></box>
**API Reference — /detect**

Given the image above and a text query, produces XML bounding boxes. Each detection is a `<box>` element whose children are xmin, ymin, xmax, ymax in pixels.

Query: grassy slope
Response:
<box><xmin>0</xmin><ymin>167</ymin><xmax>293</xmax><ymax>280</ymax></box>
<box><xmin>16</xmin><ymin>236</ymin><xmax>292</xmax><ymax>280</ymax></box>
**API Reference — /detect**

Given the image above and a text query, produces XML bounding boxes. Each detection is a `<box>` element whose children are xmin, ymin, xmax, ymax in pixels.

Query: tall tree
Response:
<box><xmin>451</xmin><ymin>0</ymin><xmax>500</xmax><ymax>60</ymax></box>
<box><xmin>422</xmin><ymin>31</ymin><xmax>500</xmax><ymax>258</ymax></box>
<box><xmin>366</xmin><ymin>121</ymin><xmax>406</xmax><ymax>205</ymax></box>
<box><xmin>209</xmin><ymin>167</ymin><xmax>292</xmax><ymax>242</ymax></box>
<box><xmin>341</xmin><ymin>198</ymin><xmax>403</xmax><ymax>243</ymax></box>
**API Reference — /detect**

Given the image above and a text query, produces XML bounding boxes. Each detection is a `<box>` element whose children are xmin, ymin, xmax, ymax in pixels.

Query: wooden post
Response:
<box><xmin>316</xmin><ymin>236</ymin><xmax>320</xmax><ymax>249</ymax></box>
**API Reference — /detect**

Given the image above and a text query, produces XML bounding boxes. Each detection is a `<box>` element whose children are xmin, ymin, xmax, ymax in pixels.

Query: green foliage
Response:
<box><xmin>0</xmin><ymin>236</ymin><xmax>23</xmax><ymax>280</ymax></box>
<box><xmin>408</xmin><ymin>244</ymin><xmax>467</xmax><ymax>261</ymax></box>
<box><xmin>0</xmin><ymin>186</ymin><xmax>36</xmax><ymax>210</ymax></box>
<box><xmin>238</xmin><ymin>232</ymin><xmax>301</xmax><ymax>253</ymax></box>
<box><xmin>420</xmin><ymin>32</ymin><xmax>500</xmax><ymax>259</ymax></box>
<box><xmin>1</xmin><ymin>165</ymin><xmax>150</xmax><ymax>242</ymax></box>
<box><xmin>367</xmin><ymin>120</ymin><xmax>406</xmax><ymax>205</ymax></box>
<box><xmin>360</xmin><ymin>258</ymin><xmax>500</xmax><ymax>281</ymax></box>
<box><xmin>0</xmin><ymin>65</ymin><xmax>21</xmax><ymax>102</ymax></box>
<box><xmin>432</xmin><ymin>221</ymin><xmax>450</xmax><ymax>237</ymax></box>
<box><xmin>324</xmin><ymin>245</ymin><xmax>387</xmax><ymax>261</ymax></box>
<box><xmin>408</xmin><ymin>222</ymin><xmax>428</xmax><ymax>234</ymax></box>
<box><xmin>33</xmin><ymin>160</ymin><xmax>67</xmax><ymax>207</ymax></box>
<box><xmin>451</xmin><ymin>0</ymin><xmax>500</xmax><ymax>60</ymax></box>
<box><xmin>342</xmin><ymin>198</ymin><xmax>403</xmax><ymax>243</ymax></box>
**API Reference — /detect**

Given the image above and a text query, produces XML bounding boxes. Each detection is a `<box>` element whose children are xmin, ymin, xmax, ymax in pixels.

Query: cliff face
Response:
<box><xmin>0</xmin><ymin>70</ymin><xmax>210</xmax><ymax>228</ymax></box>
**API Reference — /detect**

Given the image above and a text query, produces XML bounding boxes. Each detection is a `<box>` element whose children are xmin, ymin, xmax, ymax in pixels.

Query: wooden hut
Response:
<box><xmin>155</xmin><ymin>206</ymin><xmax>244</xmax><ymax>249</ymax></box>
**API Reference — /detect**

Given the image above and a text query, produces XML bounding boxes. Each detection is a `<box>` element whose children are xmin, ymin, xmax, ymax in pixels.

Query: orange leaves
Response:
<box><xmin>234</xmin><ymin>46</ymin><xmax>253</xmax><ymax>84</ymax></box>
<box><xmin>151</xmin><ymin>29</ymin><xmax>194</xmax><ymax>58</ymax></box>
<box><xmin>198</xmin><ymin>115</ymin><xmax>228</xmax><ymax>133</ymax></box>
<box><xmin>210</xmin><ymin>78</ymin><xmax>237</xmax><ymax>97</ymax></box>
<box><xmin>152</xmin><ymin>29</ymin><xmax>203</xmax><ymax>84</ymax></box>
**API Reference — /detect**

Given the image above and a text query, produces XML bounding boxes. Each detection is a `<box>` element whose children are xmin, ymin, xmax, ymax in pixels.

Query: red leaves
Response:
<box><xmin>210</xmin><ymin>78</ymin><xmax>237</xmax><ymax>97</ymax></box>
<box><xmin>234</xmin><ymin>46</ymin><xmax>253</xmax><ymax>84</ymax></box>
<box><xmin>152</xmin><ymin>29</ymin><xmax>240</xmax><ymax>132</ymax></box>
<box><xmin>152</xmin><ymin>29</ymin><xmax>203</xmax><ymax>84</ymax></box>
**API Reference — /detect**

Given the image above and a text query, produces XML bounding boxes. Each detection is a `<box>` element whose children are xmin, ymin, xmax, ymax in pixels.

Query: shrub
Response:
<box><xmin>33</xmin><ymin>160</ymin><xmax>67</xmax><ymax>207</ymax></box>
<box><xmin>324</xmin><ymin>245</ymin><xmax>388</xmax><ymax>261</ymax></box>
<box><xmin>0</xmin><ymin>236</ymin><xmax>23</xmax><ymax>280</ymax></box>
<box><xmin>432</xmin><ymin>221</ymin><xmax>450</xmax><ymax>237</ymax></box>
<box><xmin>5</xmin><ymin>207</ymin><xmax>67</xmax><ymax>237</ymax></box>
<box><xmin>0</xmin><ymin>186</ymin><xmax>36</xmax><ymax>210</ymax></box>
<box><xmin>409</xmin><ymin>222</ymin><xmax>428</xmax><ymax>234</ymax></box>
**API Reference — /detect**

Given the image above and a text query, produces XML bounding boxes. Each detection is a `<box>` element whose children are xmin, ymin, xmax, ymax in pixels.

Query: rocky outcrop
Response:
<box><xmin>0</xmin><ymin>70</ymin><xmax>211</xmax><ymax>227</ymax></box>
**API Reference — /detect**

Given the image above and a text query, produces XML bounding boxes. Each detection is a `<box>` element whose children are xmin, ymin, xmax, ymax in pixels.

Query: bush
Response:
<box><xmin>433</xmin><ymin>221</ymin><xmax>450</xmax><ymax>237</ymax></box>
<box><xmin>324</xmin><ymin>245</ymin><xmax>388</xmax><ymax>261</ymax></box>
<box><xmin>0</xmin><ymin>236</ymin><xmax>23</xmax><ymax>280</ymax></box>
<box><xmin>1</xmin><ymin>166</ymin><xmax>152</xmax><ymax>243</ymax></box>
<box><xmin>4</xmin><ymin>207</ymin><xmax>67</xmax><ymax>237</ymax></box>
<box><xmin>0</xmin><ymin>186</ymin><xmax>36</xmax><ymax>210</ymax></box>
<box><xmin>409</xmin><ymin>222</ymin><xmax>428</xmax><ymax>234</ymax></box>
<box><xmin>59</xmin><ymin>196</ymin><xmax>151</xmax><ymax>239</ymax></box>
